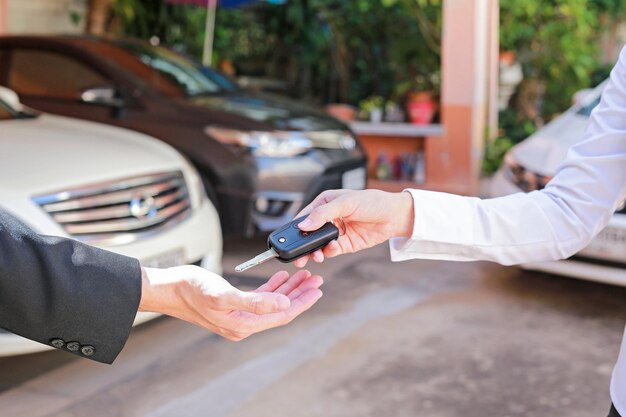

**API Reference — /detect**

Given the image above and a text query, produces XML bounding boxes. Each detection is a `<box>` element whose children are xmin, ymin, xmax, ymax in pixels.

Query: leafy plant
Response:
<box><xmin>500</xmin><ymin>0</ymin><xmax>626</xmax><ymax>121</ymax></box>
<box><xmin>109</xmin><ymin>0</ymin><xmax>442</xmax><ymax>106</ymax></box>
<box><xmin>482</xmin><ymin>136</ymin><xmax>514</xmax><ymax>175</ymax></box>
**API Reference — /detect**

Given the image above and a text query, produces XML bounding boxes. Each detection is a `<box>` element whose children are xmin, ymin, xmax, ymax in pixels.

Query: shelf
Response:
<box><xmin>349</xmin><ymin>122</ymin><xmax>444</xmax><ymax>137</ymax></box>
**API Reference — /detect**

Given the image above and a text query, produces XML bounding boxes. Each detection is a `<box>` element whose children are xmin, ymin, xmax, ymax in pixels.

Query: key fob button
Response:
<box><xmin>278</xmin><ymin>237</ymin><xmax>286</xmax><ymax>243</ymax></box>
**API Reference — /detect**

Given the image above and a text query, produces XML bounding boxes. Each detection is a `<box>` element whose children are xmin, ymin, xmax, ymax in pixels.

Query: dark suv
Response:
<box><xmin>0</xmin><ymin>35</ymin><xmax>367</xmax><ymax>235</ymax></box>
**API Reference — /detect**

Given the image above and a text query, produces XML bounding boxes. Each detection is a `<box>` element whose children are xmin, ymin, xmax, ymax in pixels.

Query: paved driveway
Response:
<box><xmin>0</xmin><ymin>237</ymin><xmax>624</xmax><ymax>417</ymax></box>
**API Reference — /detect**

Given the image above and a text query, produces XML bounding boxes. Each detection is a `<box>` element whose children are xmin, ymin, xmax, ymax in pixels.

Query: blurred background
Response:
<box><xmin>0</xmin><ymin>1</ymin><xmax>625</xmax><ymax>416</ymax></box>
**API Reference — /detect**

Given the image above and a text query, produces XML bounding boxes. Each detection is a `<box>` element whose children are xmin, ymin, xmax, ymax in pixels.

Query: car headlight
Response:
<box><xmin>503</xmin><ymin>153</ymin><xmax>552</xmax><ymax>192</ymax></box>
<box><xmin>205</xmin><ymin>126</ymin><xmax>312</xmax><ymax>157</ymax></box>
<box><xmin>205</xmin><ymin>126</ymin><xmax>356</xmax><ymax>157</ymax></box>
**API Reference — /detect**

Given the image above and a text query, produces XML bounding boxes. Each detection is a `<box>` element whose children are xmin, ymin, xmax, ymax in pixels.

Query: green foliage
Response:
<box><xmin>482</xmin><ymin>136</ymin><xmax>514</xmax><ymax>175</ymax></box>
<box><xmin>487</xmin><ymin>0</ymin><xmax>626</xmax><ymax>175</ymax></box>
<box><xmin>498</xmin><ymin>108</ymin><xmax>537</xmax><ymax>144</ymax></box>
<box><xmin>110</xmin><ymin>0</ymin><xmax>442</xmax><ymax>106</ymax></box>
<box><xmin>500</xmin><ymin>0</ymin><xmax>626</xmax><ymax>120</ymax></box>
<box><xmin>112</xmin><ymin>0</ymin><xmax>207</xmax><ymax>56</ymax></box>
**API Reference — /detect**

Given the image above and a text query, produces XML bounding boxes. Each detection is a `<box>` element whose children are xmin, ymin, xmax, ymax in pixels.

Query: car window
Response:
<box><xmin>8</xmin><ymin>49</ymin><xmax>107</xmax><ymax>99</ymax></box>
<box><xmin>112</xmin><ymin>41</ymin><xmax>239</xmax><ymax>97</ymax></box>
<box><xmin>576</xmin><ymin>95</ymin><xmax>601</xmax><ymax>117</ymax></box>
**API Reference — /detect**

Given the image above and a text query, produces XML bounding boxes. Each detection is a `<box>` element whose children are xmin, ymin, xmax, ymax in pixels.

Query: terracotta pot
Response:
<box><xmin>499</xmin><ymin>50</ymin><xmax>516</xmax><ymax>67</ymax></box>
<box><xmin>406</xmin><ymin>91</ymin><xmax>436</xmax><ymax>125</ymax></box>
<box><xmin>407</xmin><ymin>91</ymin><xmax>433</xmax><ymax>102</ymax></box>
<box><xmin>325</xmin><ymin>104</ymin><xmax>357</xmax><ymax>122</ymax></box>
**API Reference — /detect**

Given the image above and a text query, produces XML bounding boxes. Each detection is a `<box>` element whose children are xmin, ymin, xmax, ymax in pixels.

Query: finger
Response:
<box><xmin>294</xmin><ymin>202</ymin><xmax>316</xmax><ymax>220</ymax></box>
<box><xmin>293</xmin><ymin>255</ymin><xmax>310</xmax><ymax>268</ymax></box>
<box><xmin>275</xmin><ymin>269</ymin><xmax>311</xmax><ymax>295</ymax></box>
<box><xmin>321</xmin><ymin>240</ymin><xmax>343</xmax><ymax>258</ymax></box>
<box><xmin>226</xmin><ymin>290</ymin><xmax>291</xmax><ymax>314</ymax></box>
<box><xmin>298</xmin><ymin>196</ymin><xmax>352</xmax><ymax>232</ymax></box>
<box><xmin>254</xmin><ymin>270</ymin><xmax>290</xmax><ymax>293</ymax></box>
<box><xmin>294</xmin><ymin>189</ymin><xmax>349</xmax><ymax>220</ymax></box>
<box><xmin>285</xmin><ymin>288</ymin><xmax>323</xmax><ymax>317</ymax></box>
<box><xmin>311</xmin><ymin>249</ymin><xmax>325</xmax><ymax>263</ymax></box>
<box><xmin>286</xmin><ymin>275</ymin><xmax>323</xmax><ymax>300</ymax></box>
<box><xmin>241</xmin><ymin>288</ymin><xmax>323</xmax><ymax>332</ymax></box>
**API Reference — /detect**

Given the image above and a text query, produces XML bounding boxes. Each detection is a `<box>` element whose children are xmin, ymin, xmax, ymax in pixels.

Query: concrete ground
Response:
<box><xmin>1</xmin><ymin>237</ymin><xmax>625</xmax><ymax>417</ymax></box>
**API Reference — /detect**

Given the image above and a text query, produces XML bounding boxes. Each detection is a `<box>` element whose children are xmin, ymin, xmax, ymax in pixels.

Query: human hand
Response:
<box><xmin>139</xmin><ymin>266</ymin><xmax>322</xmax><ymax>341</ymax></box>
<box><xmin>293</xmin><ymin>189</ymin><xmax>414</xmax><ymax>267</ymax></box>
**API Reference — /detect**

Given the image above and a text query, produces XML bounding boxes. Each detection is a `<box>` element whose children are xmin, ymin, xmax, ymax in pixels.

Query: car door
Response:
<box><xmin>1</xmin><ymin>47</ymin><xmax>125</xmax><ymax>124</ymax></box>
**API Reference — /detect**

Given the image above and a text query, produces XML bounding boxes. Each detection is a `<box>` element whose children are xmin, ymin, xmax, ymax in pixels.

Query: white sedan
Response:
<box><xmin>490</xmin><ymin>80</ymin><xmax>626</xmax><ymax>285</ymax></box>
<box><xmin>0</xmin><ymin>87</ymin><xmax>223</xmax><ymax>356</ymax></box>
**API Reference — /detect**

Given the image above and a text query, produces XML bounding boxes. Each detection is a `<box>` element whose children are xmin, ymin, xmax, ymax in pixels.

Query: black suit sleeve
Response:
<box><xmin>0</xmin><ymin>209</ymin><xmax>142</xmax><ymax>364</ymax></box>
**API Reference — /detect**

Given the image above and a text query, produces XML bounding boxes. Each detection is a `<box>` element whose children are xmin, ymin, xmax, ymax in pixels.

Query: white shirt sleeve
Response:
<box><xmin>389</xmin><ymin>47</ymin><xmax>626</xmax><ymax>266</ymax></box>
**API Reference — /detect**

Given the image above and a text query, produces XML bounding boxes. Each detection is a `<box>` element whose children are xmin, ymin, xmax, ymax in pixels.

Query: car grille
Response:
<box><xmin>33</xmin><ymin>171</ymin><xmax>191</xmax><ymax>245</ymax></box>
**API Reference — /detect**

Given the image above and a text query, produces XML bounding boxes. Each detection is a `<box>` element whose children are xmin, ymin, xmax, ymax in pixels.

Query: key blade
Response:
<box><xmin>235</xmin><ymin>248</ymin><xmax>278</xmax><ymax>272</ymax></box>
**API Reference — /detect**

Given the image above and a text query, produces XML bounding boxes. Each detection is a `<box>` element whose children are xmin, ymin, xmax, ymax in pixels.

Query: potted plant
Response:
<box><xmin>498</xmin><ymin>50</ymin><xmax>523</xmax><ymax>110</ymax></box>
<box><xmin>358</xmin><ymin>96</ymin><xmax>386</xmax><ymax>122</ymax></box>
<box><xmin>401</xmin><ymin>71</ymin><xmax>440</xmax><ymax>125</ymax></box>
<box><xmin>325</xmin><ymin>103</ymin><xmax>358</xmax><ymax>122</ymax></box>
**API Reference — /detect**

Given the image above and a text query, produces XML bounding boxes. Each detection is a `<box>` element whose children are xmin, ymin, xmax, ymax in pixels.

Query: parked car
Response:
<box><xmin>0</xmin><ymin>86</ymin><xmax>222</xmax><ymax>356</ymax></box>
<box><xmin>0</xmin><ymin>35</ymin><xmax>368</xmax><ymax>236</ymax></box>
<box><xmin>490</xmin><ymin>80</ymin><xmax>626</xmax><ymax>285</ymax></box>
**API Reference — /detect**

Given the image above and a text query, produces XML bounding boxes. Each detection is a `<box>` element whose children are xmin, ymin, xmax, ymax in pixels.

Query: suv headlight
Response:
<box><xmin>205</xmin><ymin>126</ymin><xmax>356</xmax><ymax>157</ymax></box>
<box><xmin>503</xmin><ymin>153</ymin><xmax>552</xmax><ymax>192</ymax></box>
<box><xmin>205</xmin><ymin>126</ymin><xmax>312</xmax><ymax>157</ymax></box>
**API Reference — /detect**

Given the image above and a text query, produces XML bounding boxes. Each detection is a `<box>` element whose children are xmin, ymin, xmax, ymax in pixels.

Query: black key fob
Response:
<box><xmin>268</xmin><ymin>216</ymin><xmax>339</xmax><ymax>263</ymax></box>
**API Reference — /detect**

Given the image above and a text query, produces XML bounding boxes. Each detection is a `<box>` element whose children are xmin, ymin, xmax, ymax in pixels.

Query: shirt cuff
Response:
<box><xmin>388</xmin><ymin>188</ymin><xmax>478</xmax><ymax>262</ymax></box>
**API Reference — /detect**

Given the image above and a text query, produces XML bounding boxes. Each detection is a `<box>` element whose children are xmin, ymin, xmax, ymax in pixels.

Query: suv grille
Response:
<box><xmin>33</xmin><ymin>172</ymin><xmax>191</xmax><ymax>245</ymax></box>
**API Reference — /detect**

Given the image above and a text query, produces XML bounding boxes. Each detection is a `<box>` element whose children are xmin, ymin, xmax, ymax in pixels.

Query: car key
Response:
<box><xmin>235</xmin><ymin>216</ymin><xmax>340</xmax><ymax>272</ymax></box>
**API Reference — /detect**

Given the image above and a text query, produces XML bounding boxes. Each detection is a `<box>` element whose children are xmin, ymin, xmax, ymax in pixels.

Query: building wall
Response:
<box><xmin>0</xmin><ymin>0</ymin><xmax>7</xmax><ymax>34</ymax></box>
<box><xmin>7</xmin><ymin>0</ymin><xmax>86</xmax><ymax>34</ymax></box>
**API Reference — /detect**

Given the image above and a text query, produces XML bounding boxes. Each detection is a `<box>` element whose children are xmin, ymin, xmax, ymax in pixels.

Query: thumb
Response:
<box><xmin>227</xmin><ymin>290</ymin><xmax>291</xmax><ymax>314</ymax></box>
<box><xmin>298</xmin><ymin>199</ymin><xmax>348</xmax><ymax>231</ymax></box>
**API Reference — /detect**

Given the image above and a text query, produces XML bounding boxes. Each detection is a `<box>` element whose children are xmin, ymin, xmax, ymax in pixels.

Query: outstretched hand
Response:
<box><xmin>293</xmin><ymin>189</ymin><xmax>414</xmax><ymax>268</ymax></box>
<box><xmin>139</xmin><ymin>266</ymin><xmax>323</xmax><ymax>341</ymax></box>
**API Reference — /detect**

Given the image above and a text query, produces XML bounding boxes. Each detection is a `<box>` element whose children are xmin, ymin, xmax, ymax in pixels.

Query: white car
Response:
<box><xmin>0</xmin><ymin>87</ymin><xmax>223</xmax><ymax>356</ymax></box>
<box><xmin>490</xmin><ymin>80</ymin><xmax>626</xmax><ymax>285</ymax></box>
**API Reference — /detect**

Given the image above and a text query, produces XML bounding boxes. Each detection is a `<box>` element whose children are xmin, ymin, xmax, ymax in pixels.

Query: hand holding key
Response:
<box><xmin>293</xmin><ymin>189</ymin><xmax>415</xmax><ymax>267</ymax></box>
<box><xmin>236</xmin><ymin>216</ymin><xmax>340</xmax><ymax>272</ymax></box>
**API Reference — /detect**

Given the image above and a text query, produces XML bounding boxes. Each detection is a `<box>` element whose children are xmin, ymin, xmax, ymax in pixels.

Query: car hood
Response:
<box><xmin>511</xmin><ymin>112</ymin><xmax>590</xmax><ymax>176</ymax></box>
<box><xmin>189</xmin><ymin>92</ymin><xmax>348</xmax><ymax>131</ymax></box>
<box><xmin>0</xmin><ymin>114</ymin><xmax>185</xmax><ymax>196</ymax></box>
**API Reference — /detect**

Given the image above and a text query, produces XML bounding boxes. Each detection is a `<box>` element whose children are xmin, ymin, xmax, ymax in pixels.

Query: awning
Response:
<box><xmin>165</xmin><ymin>0</ymin><xmax>261</xmax><ymax>8</ymax></box>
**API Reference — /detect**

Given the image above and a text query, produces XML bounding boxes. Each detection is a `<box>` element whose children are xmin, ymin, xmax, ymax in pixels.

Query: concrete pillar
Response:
<box><xmin>425</xmin><ymin>0</ymin><xmax>499</xmax><ymax>195</ymax></box>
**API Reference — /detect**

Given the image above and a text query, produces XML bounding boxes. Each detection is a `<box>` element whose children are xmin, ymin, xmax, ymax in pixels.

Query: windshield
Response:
<box><xmin>113</xmin><ymin>41</ymin><xmax>238</xmax><ymax>97</ymax></box>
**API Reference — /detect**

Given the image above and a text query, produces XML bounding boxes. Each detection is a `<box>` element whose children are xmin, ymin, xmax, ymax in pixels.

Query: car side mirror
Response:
<box><xmin>0</xmin><ymin>86</ymin><xmax>24</xmax><ymax>112</ymax></box>
<box><xmin>81</xmin><ymin>86</ymin><xmax>126</xmax><ymax>108</ymax></box>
